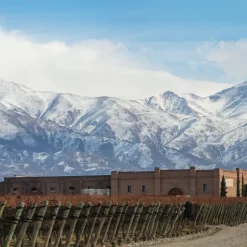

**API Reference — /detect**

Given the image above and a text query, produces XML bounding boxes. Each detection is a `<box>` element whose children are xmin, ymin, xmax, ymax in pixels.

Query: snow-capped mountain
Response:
<box><xmin>141</xmin><ymin>91</ymin><xmax>200</xmax><ymax>116</ymax></box>
<box><xmin>1</xmin><ymin>78</ymin><xmax>247</xmax><ymax>178</ymax></box>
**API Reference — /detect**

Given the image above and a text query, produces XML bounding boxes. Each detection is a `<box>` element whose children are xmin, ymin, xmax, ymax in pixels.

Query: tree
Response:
<box><xmin>220</xmin><ymin>175</ymin><xmax>227</xmax><ymax>197</ymax></box>
<box><xmin>237</xmin><ymin>172</ymin><xmax>241</xmax><ymax>197</ymax></box>
<box><xmin>242</xmin><ymin>174</ymin><xmax>245</xmax><ymax>196</ymax></box>
<box><xmin>244</xmin><ymin>184</ymin><xmax>247</xmax><ymax>197</ymax></box>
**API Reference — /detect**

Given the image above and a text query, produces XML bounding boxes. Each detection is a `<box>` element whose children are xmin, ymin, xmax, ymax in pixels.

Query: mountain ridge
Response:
<box><xmin>0</xmin><ymin>79</ymin><xmax>247</xmax><ymax>179</ymax></box>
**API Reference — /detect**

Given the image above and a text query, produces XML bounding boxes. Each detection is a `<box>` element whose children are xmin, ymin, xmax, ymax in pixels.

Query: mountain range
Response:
<box><xmin>1</xmin><ymin>78</ymin><xmax>247</xmax><ymax>179</ymax></box>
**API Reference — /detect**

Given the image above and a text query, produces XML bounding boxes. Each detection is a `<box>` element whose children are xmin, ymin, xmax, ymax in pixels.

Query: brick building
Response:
<box><xmin>111</xmin><ymin>167</ymin><xmax>244</xmax><ymax>197</ymax></box>
<box><xmin>0</xmin><ymin>167</ymin><xmax>245</xmax><ymax>197</ymax></box>
<box><xmin>0</xmin><ymin>175</ymin><xmax>111</xmax><ymax>195</ymax></box>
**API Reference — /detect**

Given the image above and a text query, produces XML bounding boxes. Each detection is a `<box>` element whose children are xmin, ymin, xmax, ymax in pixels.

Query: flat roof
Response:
<box><xmin>4</xmin><ymin>174</ymin><xmax>111</xmax><ymax>179</ymax></box>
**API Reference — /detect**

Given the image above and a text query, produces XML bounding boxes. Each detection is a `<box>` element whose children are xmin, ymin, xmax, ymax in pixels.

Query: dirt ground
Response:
<box><xmin>127</xmin><ymin>224</ymin><xmax>247</xmax><ymax>247</ymax></box>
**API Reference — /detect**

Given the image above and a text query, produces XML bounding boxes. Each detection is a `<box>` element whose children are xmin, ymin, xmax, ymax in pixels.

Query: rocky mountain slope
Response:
<box><xmin>1</xmin><ymin>79</ymin><xmax>247</xmax><ymax>178</ymax></box>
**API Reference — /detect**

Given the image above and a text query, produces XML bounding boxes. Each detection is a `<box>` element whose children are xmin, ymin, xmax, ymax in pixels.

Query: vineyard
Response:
<box><xmin>0</xmin><ymin>195</ymin><xmax>247</xmax><ymax>246</ymax></box>
<box><xmin>2</xmin><ymin>194</ymin><xmax>247</xmax><ymax>206</ymax></box>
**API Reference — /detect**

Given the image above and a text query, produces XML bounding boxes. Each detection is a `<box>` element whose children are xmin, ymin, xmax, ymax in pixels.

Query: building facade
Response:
<box><xmin>0</xmin><ymin>167</ymin><xmax>245</xmax><ymax>197</ymax></box>
<box><xmin>0</xmin><ymin>175</ymin><xmax>111</xmax><ymax>195</ymax></box>
<box><xmin>111</xmin><ymin>167</ymin><xmax>245</xmax><ymax>197</ymax></box>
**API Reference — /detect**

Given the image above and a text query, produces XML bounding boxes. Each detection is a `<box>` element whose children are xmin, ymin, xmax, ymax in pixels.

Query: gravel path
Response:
<box><xmin>127</xmin><ymin>224</ymin><xmax>247</xmax><ymax>247</ymax></box>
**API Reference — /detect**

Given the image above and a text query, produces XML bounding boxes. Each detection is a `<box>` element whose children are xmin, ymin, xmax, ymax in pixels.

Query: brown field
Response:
<box><xmin>1</xmin><ymin>194</ymin><xmax>247</xmax><ymax>207</ymax></box>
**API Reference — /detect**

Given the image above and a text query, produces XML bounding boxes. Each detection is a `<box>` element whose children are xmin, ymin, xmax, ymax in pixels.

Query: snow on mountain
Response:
<box><xmin>142</xmin><ymin>91</ymin><xmax>199</xmax><ymax>116</ymax></box>
<box><xmin>208</xmin><ymin>81</ymin><xmax>247</xmax><ymax>119</ymax></box>
<box><xmin>163</xmin><ymin>116</ymin><xmax>236</xmax><ymax>150</ymax></box>
<box><xmin>0</xmin><ymin>79</ymin><xmax>55</xmax><ymax>118</ymax></box>
<box><xmin>180</xmin><ymin>81</ymin><xmax>247</xmax><ymax>119</ymax></box>
<box><xmin>1</xmin><ymin>78</ymin><xmax>247</xmax><ymax>177</ymax></box>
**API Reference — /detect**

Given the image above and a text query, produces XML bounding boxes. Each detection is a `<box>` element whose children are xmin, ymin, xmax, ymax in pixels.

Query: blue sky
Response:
<box><xmin>1</xmin><ymin>0</ymin><xmax>247</xmax><ymax>42</ymax></box>
<box><xmin>0</xmin><ymin>1</ymin><xmax>246</xmax><ymax>97</ymax></box>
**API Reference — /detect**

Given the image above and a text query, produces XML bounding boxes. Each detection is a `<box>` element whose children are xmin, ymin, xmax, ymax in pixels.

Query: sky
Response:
<box><xmin>0</xmin><ymin>0</ymin><xmax>247</xmax><ymax>98</ymax></box>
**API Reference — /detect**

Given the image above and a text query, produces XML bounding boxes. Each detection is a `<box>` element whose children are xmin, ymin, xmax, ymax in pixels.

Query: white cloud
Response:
<box><xmin>0</xmin><ymin>29</ymin><xmax>232</xmax><ymax>99</ymax></box>
<box><xmin>200</xmin><ymin>40</ymin><xmax>247</xmax><ymax>82</ymax></box>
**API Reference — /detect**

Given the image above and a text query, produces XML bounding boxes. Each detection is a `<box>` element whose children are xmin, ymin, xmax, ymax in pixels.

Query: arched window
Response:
<box><xmin>168</xmin><ymin>187</ymin><xmax>184</xmax><ymax>196</ymax></box>
<box><xmin>32</xmin><ymin>187</ymin><xmax>38</xmax><ymax>193</ymax></box>
<box><xmin>69</xmin><ymin>186</ymin><xmax>75</xmax><ymax>192</ymax></box>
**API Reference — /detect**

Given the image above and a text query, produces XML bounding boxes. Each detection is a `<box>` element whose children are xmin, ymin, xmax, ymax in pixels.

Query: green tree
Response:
<box><xmin>237</xmin><ymin>173</ymin><xmax>241</xmax><ymax>197</ymax></box>
<box><xmin>244</xmin><ymin>184</ymin><xmax>247</xmax><ymax>197</ymax></box>
<box><xmin>220</xmin><ymin>175</ymin><xmax>227</xmax><ymax>197</ymax></box>
<box><xmin>242</xmin><ymin>174</ymin><xmax>245</xmax><ymax>196</ymax></box>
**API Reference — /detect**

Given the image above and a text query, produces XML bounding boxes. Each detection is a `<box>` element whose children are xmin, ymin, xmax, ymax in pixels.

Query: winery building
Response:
<box><xmin>0</xmin><ymin>167</ymin><xmax>245</xmax><ymax>197</ymax></box>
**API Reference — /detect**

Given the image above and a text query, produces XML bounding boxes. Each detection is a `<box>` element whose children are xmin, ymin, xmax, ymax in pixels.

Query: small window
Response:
<box><xmin>203</xmin><ymin>184</ymin><xmax>208</xmax><ymax>192</ymax></box>
<box><xmin>69</xmin><ymin>186</ymin><xmax>75</xmax><ymax>192</ymax></box>
<box><xmin>50</xmin><ymin>187</ymin><xmax>56</xmax><ymax>192</ymax></box>
<box><xmin>32</xmin><ymin>187</ymin><xmax>37</xmax><ymax>192</ymax></box>
<box><xmin>142</xmin><ymin>185</ymin><xmax>147</xmax><ymax>193</ymax></box>
<box><xmin>13</xmin><ymin>188</ymin><xmax>18</xmax><ymax>192</ymax></box>
<box><xmin>127</xmin><ymin>185</ymin><xmax>132</xmax><ymax>193</ymax></box>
